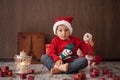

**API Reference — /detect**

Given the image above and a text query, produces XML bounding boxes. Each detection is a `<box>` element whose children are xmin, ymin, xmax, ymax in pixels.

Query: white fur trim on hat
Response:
<box><xmin>53</xmin><ymin>20</ymin><xmax>73</xmax><ymax>35</ymax></box>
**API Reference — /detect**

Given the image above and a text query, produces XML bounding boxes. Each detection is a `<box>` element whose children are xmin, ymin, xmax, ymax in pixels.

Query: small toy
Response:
<box><xmin>83</xmin><ymin>33</ymin><xmax>93</xmax><ymax>43</ymax></box>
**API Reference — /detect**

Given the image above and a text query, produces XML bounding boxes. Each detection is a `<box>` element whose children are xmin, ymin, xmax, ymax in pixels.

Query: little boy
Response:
<box><xmin>41</xmin><ymin>16</ymin><xmax>97</xmax><ymax>74</ymax></box>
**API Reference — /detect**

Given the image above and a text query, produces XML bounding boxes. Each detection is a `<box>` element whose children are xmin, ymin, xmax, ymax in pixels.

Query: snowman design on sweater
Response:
<box><xmin>59</xmin><ymin>43</ymin><xmax>74</xmax><ymax>60</ymax></box>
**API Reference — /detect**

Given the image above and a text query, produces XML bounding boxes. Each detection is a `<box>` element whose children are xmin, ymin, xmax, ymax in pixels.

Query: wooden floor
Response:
<box><xmin>0</xmin><ymin>62</ymin><xmax>120</xmax><ymax>80</ymax></box>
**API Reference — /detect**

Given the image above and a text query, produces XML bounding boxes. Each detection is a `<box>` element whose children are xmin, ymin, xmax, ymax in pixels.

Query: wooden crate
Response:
<box><xmin>17</xmin><ymin>32</ymin><xmax>45</xmax><ymax>64</ymax></box>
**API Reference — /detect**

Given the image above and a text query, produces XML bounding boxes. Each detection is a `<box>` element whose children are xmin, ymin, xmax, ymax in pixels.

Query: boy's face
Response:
<box><xmin>56</xmin><ymin>24</ymin><xmax>70</xmax><ymax>40</ymax></box>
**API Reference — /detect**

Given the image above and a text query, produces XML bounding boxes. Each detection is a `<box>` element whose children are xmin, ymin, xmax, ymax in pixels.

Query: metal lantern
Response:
<box><xmin>14</xmin><ymin>50</ymin><xmax>32</xmax><ymax>74</ymax></box>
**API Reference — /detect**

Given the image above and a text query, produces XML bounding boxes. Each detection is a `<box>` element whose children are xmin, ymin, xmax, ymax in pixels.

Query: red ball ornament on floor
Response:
<box><xmin>99</xmin><ymin>78</ymin><xmax>105</xmax><ymax>80</ymax></box>
<box><xmin>29</xmin><ymin>69</ymin><xmax>35</xmax><ymax>74</ymax></box>
<box><xmin>27</xmin><ymin>75</ymin><xmax>34</xmax><ymax>80</ymax></box>
<box><xmin>90</xmin><ymin>68</ymin><xmax>99</xmax><ymax>78</ymax></box>
<box><xmin>2</xmin><ymin>66</ymin><xmax>9</xmax><ymax>71</ymax></box>
<box><xmin>0</xmin><ymin>71</ymin><xmax>4</xmax><ymax>77</ymax></box>
<box><xmin>73</xmin><ymin>72</ymin><xmax>86</xmax><ymax>80</ymax></box>
<box><xmin>102</xmin><ymin>69</ymin><xmax>109</xmax><ymax>75</ymax></box>
<box><xmin>113</xmin><ymin>75</ymin><xmax>120</xmax><ymax>80</ymax></box>
<box><xmin>7</xmin><ymin>70</ymin><xmax>13</xmax><ymax>77</ymax></box>
<box><xmin>20</xmin><ymin>74</ymin><xmax>27</xmax><ymax>79</ymax></box>
<box><xmin>107</xmin><ymin>72</ymin><xmax>112</xmax><ymax>78</ymax></box>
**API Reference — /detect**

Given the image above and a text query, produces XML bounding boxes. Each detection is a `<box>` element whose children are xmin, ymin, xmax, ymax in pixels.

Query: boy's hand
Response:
<box><xmin>54</xmin><ymin>60</ymin><xmax>63</xmax><ymax>68</ymax></box>
<box><xmin>88</xmin><ymin>39</ymin><xmax>94</xmax><ymax>47</ymax></box>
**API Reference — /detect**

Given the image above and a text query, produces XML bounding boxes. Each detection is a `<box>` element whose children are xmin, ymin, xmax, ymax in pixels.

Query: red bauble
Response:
<box><xmin>2</xmin><ymin>66</ymin><xmax>9</xmax><ymax>71</ymax></box>
<box><xmin>29</xmin><ymin>69</ymin><xmax>35</xmax><ymax>74</ymax></box>
<box><xmin>20</xmin><ymin>74</ymin><xmax>26</xmax><ymax>79</ymax></box>
<box><xmin>73</xmin><ymin>72</ymin><xmax>86</xmax><ymax>80</ymax></box>
<box><xmin>27</xmin><ymin>75</ymin><xmax>34</xmax><ymax>80</ymax></box>
<box><xmin>107</xmin><ymin>72</ymin><xmax>112</xmax><ymax>78</ymax></box>
<box><xmin>2</xmin><ymin>70</ymin><xmax>8</xmax><ymax>76</ymax></box>
<box><xmin>0</xmin><ymin>71</ymin><xmax>4</xmax><ymax>77</ymax></box>
<box><xmin>99</xmin><ymin>78</ymin><xmax>105</xmax><ymax>80</ymax></box>
<box><xmin>7</xmin><ymin>70</ymin><xmax>13</xmax><ymax>77</ymax></box>
<box><xmin>73</xmin><ymin>74</ymin><xmax>80</xmax><ymax>80</ymax></box>
<box><xmin>90</xmin><ymin>68</ymin><xmax>99</xmax><ymax>78</ymax></box>
<box><xmin>113</xmin><ymin>75</ymin><xmax>120</xmax><ymax>80</ymax></box>
<box><xmin>102</xmin><ymin>69</ymin><xmax>109</xmax><ymax>75</ymax></box>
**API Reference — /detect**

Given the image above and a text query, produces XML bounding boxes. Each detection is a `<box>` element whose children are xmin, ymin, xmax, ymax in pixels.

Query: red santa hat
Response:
<box><xmin>53</xmin><ymin>16</ymin><xmax>73</xmax><ymax>35</ymax></box>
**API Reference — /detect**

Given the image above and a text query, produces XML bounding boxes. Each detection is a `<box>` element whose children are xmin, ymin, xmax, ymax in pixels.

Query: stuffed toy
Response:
<box><xmin>77</xmin><ymin>33</ymin><xmax>102</xmax><ymax>66</ymax></box>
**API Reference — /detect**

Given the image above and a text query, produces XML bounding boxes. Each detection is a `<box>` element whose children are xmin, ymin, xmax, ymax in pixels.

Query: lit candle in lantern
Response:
<box><xmin>20</xmin><ymin>62</ymin><xmax>26</xmax><ymax>65</ymax></box>
<box><xmin>18</xmin><ymin>61</ymin><xmax>28</xmax><ymax>74</ymax></box>
<box><xmin>14</xmin><ymin>50</ymin><xmax>32</xmax><ymax>74</ymax></box>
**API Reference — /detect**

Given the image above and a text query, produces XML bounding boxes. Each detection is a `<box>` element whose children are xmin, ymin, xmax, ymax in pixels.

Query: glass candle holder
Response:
<box><xmin>14</xmin><ymin>51</ymin><xmax>32</xmax><ymax>74</ymax></box>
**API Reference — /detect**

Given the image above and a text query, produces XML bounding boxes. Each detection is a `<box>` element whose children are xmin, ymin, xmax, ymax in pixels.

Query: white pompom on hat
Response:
<box><xmin>53</xmin><ymin>16</ymin><xmax>73</xmax><ymax>35</ymax></box>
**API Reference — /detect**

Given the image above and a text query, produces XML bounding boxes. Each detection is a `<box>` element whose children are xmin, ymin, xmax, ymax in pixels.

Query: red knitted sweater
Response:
<box><xmin>47</xmin><ymin>36</ymin><xmax>94</xmax><ymax>63</ymax></box>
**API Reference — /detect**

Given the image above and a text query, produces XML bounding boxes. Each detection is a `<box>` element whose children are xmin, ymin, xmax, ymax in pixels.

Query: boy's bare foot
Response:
<box><xmin>58</xmin><ymin>63</ymin><xmax>68</xmax><ymax>72</ymax></box>
<box><xmin>50</xmin><ymin>68</ymin><xmax>63</xmax><ymax>74</ymax></box>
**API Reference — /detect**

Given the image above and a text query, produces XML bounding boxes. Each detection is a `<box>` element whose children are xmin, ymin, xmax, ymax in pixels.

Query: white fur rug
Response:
<box><xmin>0</xmin><ymin>62</ymin><xmax>120</xmax><ymax>80</ymax></box>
